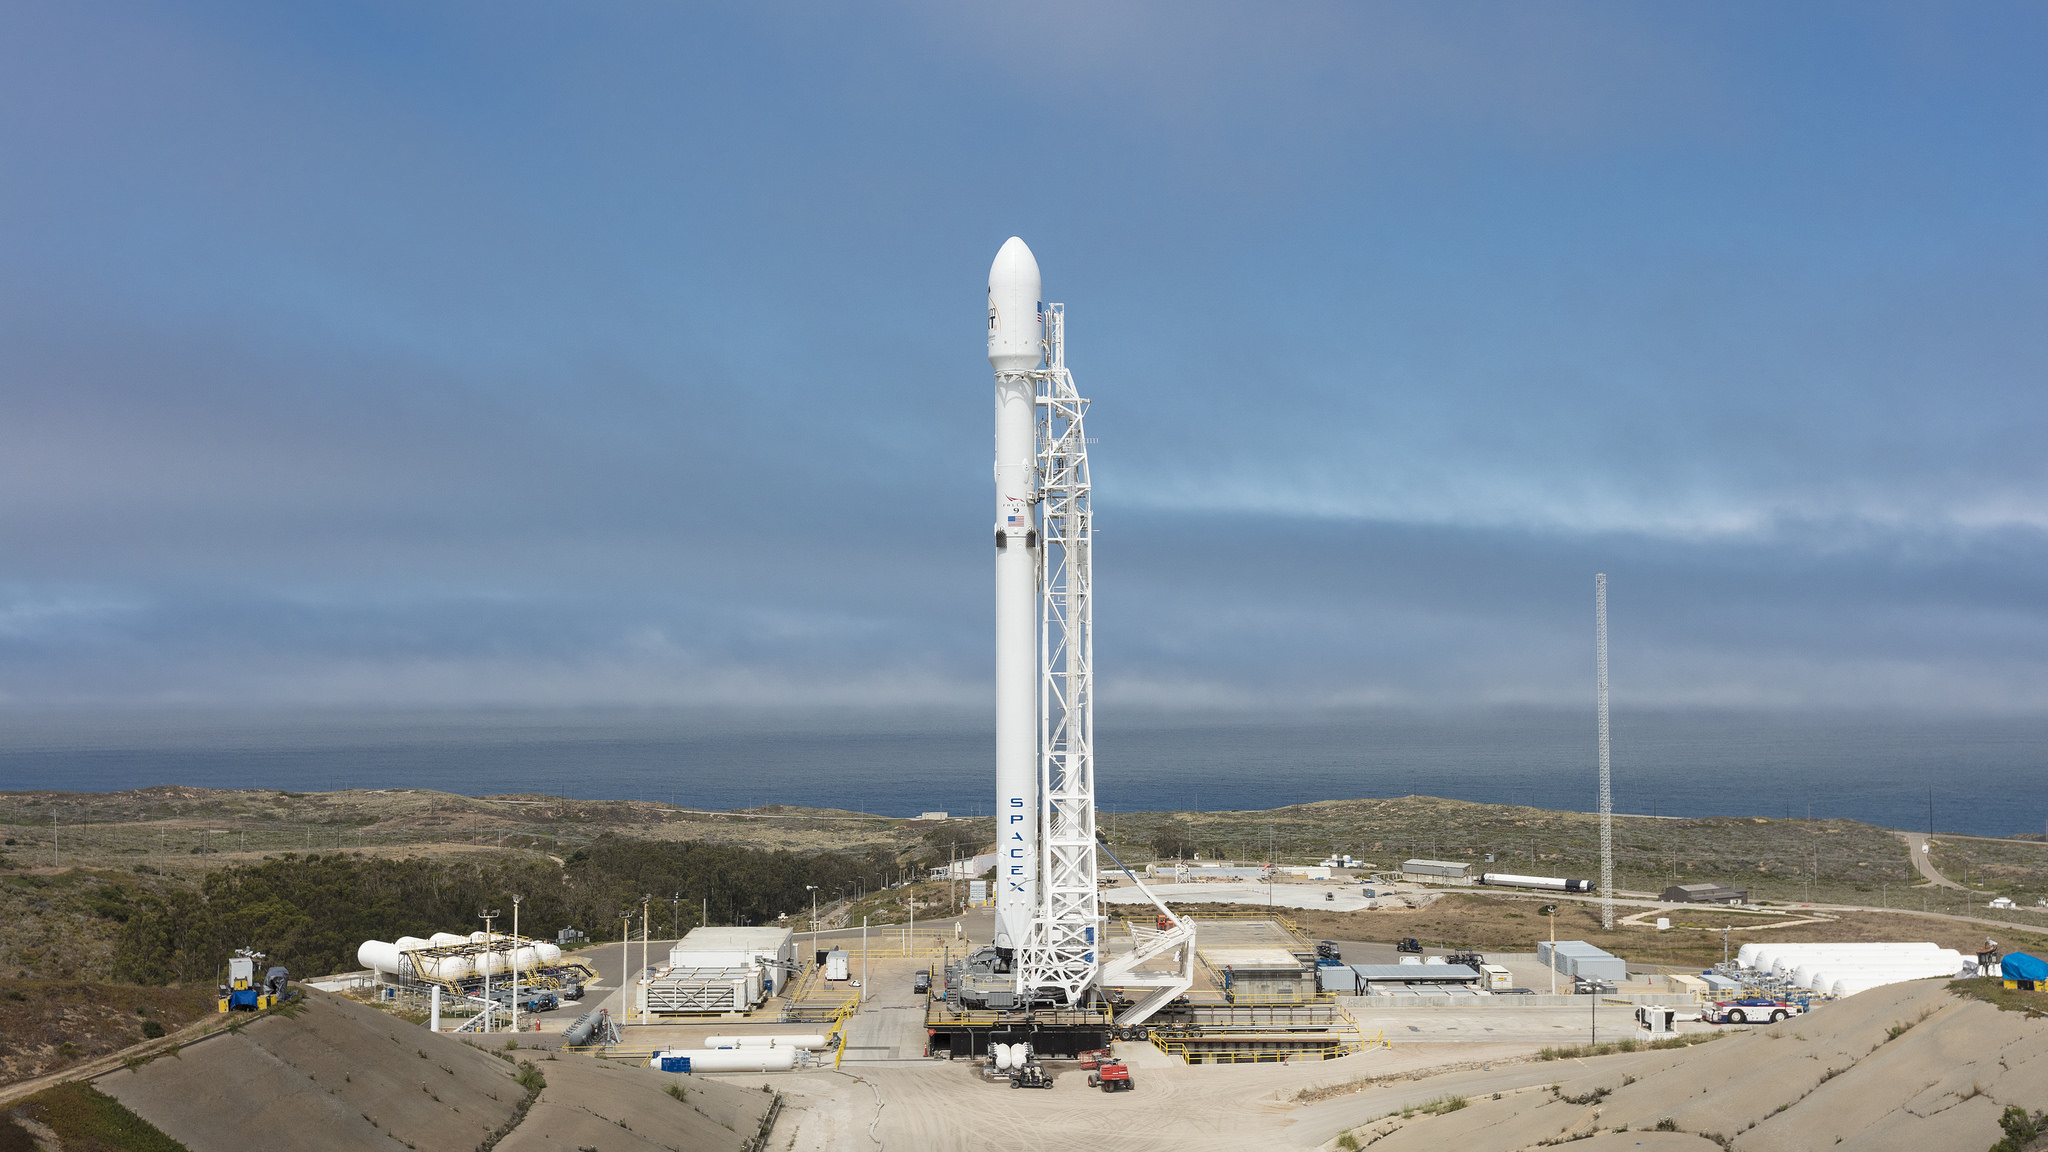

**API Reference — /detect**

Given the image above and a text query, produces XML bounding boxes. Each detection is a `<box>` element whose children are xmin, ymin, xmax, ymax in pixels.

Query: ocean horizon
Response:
<box><xmin>0</xmin><ymin>705</ymin><xmax>2042</xmax><ymax>840</ymax></box>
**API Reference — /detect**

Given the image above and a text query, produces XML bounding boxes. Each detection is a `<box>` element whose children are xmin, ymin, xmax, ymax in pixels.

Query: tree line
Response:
<box><xmin>113</xmin><ymin>835</ymin><xmax>901</xmax><ymax>985</ymax></box>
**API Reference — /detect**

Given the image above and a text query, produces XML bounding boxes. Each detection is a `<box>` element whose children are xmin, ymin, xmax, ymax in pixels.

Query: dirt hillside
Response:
<box><xmin>1327</xmin><ymin>978</ymin><xmax>2048</xmax><ymax>1151</ymax></box>
<box><xmin>92</xmin><ymin>990</ymin><xmax>775</xmax><ymax>1152</ymax></box>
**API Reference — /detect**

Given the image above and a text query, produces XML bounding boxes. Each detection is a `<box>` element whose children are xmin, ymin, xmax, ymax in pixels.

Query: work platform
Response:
<box><xmin>923</xmin><ymin>1001</ymin><xmax>1113</xmax><ymax>1059</ymax></box>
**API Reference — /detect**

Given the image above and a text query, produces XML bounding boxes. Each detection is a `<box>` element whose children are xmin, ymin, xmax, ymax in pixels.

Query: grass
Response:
<box><xmin>0</xmin><ymin>978</ymin><xmax>216</xmax><ymax>1088</ymax></box>
<box><xmin>0</xmin><ymin>1080</ymin><xmax>189</xmax><ymax>1151</ymax></box>
<box><xmin>1535</xmin><ymin>1032</ymin><xmax>1723</xmax><ymax>1061</ymax></box>
<box><xmin>1947</xmin><ymin>976</ymin><xmax>2048</xmax><ymax>1016</ymax></box>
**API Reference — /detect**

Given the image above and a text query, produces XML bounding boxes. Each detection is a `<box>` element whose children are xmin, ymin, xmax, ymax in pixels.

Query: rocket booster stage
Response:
<box><xmin>987</xmin><ymin>236</ymin><xmax>1041</xmax><ymax>951</ymax></box>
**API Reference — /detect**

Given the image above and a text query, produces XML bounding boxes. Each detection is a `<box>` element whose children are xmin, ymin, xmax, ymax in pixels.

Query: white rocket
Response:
<box><xmin>987</xmin><ymin>236</ymin><xmax>1041</xmax><ymax>952</ymax></box>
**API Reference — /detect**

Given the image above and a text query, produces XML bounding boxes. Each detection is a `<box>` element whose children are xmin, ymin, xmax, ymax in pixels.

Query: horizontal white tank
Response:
<box><xmin>430</xmin><ymin>932</ymin><xmax>469</xmax><ymax>947</ymax></box>
<box><xmin>396</xmin><ymin>936</ymin><xmax>432</xmax><ymax>950</ymax></box>
<box><xmin>703</xmin><ymin>1035</ymin><xmax>828</xmax><ymax>1050</ymax></box>
<box><xmin>649</xmin><ymin>1048</ymin><xmax>797</xmax><ymax>1073</ymax></box>
<box><xmin>536</xmin><ymin>942</ymin><xmax>564</xmax><ymax>964</ymax></box>
<box><xmin>992</xmin><ymin>1043</ymin><xmax>1013</xmax><ymax>1070</ymax></box>
<box><xmin>358</xmin><ymin>940</ymin><xmax>405</xmax><ymax>974</ymax></box>
<box><xmin>416</xmin><ymin>953</ymin><xmax>475</xmax><ymax>983</ymax></box>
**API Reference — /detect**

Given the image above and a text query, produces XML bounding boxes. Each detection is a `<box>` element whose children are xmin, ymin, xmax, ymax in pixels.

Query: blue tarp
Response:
<box><xmin>2002</xmin><ymin>952</ymin><xmax>2047</xmax><ymax>983</ymax></box>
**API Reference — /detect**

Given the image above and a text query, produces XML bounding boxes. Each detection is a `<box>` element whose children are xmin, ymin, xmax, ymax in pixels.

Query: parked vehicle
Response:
<box><xmin>1702</xmin><ymin>998</ymin><xmax>1804</xmax><ymax>1025</ymax></box>
<box><xmin>1089</xmin><ymin>1061</ymin><xmax>1134</xmax><ymax>1092</ymax></box>
<box><xmin>913</xmin><ymin>969</ymin><xmax>932</xmax><ymax>994</ymax></box>
<box><xmin>492</xmin><ymin>988</ymin><xmax>560</xmax><ymax>1013</ymax></box>
<box><xmin>1009</xmin><ymin>1062</ymin><xmax>1054</xmax><ymax>1089</ymax></box>
<box><xmin>1396</xmin><ymin>938</ymin><xmax>1423</xmax><ymax>954</ymax></box>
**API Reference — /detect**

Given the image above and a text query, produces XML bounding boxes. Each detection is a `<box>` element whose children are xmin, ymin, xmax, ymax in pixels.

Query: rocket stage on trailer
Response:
<box><xmin>924</xmin><ymin>1003</ymin><xmax>1111</xmax><ymax>1060</ymax></box>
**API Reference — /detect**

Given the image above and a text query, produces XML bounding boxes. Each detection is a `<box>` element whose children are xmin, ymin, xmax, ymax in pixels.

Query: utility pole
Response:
<box><xmin>479</xmin><ymin>907</ymin><xmax>500</xmax><ymax>1033</ymax></box>
<box><xmin>641</xmin><ymin>895</ymin><xmax>651</xmax><ymax>1026</ymax></box>
<box><xmin>1596</xmin><ymin>573</ymin><xmax>1614</xmax><ymax>930</ymax></box>
<box><xmin>1543</xmin><ymin>904</ymin><xmax>1558</xmax><ymax>995</ymax></box>
<box><xmin>510</xmin><ymin>894</ymin><xmax>522</xmax><ymax>1035</ymax></box>
<box><xmin>806</xmin><ymin>885</ymin><xmax>819</xmax><ymax>937</ymax></box>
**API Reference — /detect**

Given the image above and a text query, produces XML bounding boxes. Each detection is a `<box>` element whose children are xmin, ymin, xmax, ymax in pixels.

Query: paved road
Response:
<box><xmin>1895</xmin><ymin>831</ymin><xmax>1967</xmax><ymax>890</ymax></box>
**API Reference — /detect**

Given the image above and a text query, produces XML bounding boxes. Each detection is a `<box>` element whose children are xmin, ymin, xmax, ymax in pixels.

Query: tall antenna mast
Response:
<box><xmin>1596</xmin><ymin>573</ymin><xmax>1613</xmax><ymax>930</ymax></box>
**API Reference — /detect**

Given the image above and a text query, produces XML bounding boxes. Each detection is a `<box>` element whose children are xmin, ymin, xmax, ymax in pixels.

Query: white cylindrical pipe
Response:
<box><xmin>704</xmin><ymin>1034</ymin><xmax>829</xmax><ymax>1050</ymax></box>
<box><xmin>987</xmin><ymin>235</ymin><xmax>1042</xmax><ymax>953</ymax></box>
<box><xmin>648</xmin><ymin>1048</ymin><xmax>797</xmax><ymax>1073</ymax></box>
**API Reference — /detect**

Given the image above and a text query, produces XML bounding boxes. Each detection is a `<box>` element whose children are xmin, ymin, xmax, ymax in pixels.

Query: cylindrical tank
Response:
<box><xmin>703</xmin><ymin>1035</ymin><xmax>829</xmax><ymax>1050</ymax></box>
<box><xmin>358</xmin><ymin>940</ymin><xmax>405</xmax><ymax>975</ymax></box>
<box><xmin>562</xmin><ymin>1011</ymin><xmax>601</xmax><ymax>1047</ymax></box>
<box><xmin>416</xmin><ymin>953</ymin><xmax>475</xmax><ymax>983</ymax></box>
<box><xmin>474</xmin><ymin>950</ymin><xmax>509</xmax><ymax>978</ymax></box>
<box><xmin>430</xmin><ymin>932</ymin><xmax>469</xmax><ymax>947</ymax></box>
<box><xmin>535</xmin><ymin>942</ymin><xmax>564</xmax><ymax>964</ymax></box>
<box><xmin>992</xmin><ymin>1043</ymin><xmax>1012</xmax><ymax>1071</ymax></box>
<box><xmin>396</xmin><ymin>936</ymin><xmax>432</xmax><ymax>950</ymax></box>
<box><xmin>470</xmin><ymin>931</ymin><xmax>492</xmax><ymax>944</ymax></box>
<box><xmin>648</xmin><ymin>1048</ymin><xmax>797</xmax><ymax>1073</ymax></box>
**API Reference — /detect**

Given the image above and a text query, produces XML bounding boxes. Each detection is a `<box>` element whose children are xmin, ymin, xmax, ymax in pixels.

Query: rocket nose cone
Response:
<box><xmin>989</xmin><ymin>236</ymin><xmax>1040</xmax><ymax>288</ymax></box>
<box><xmin>987</xmin><ymin>236</ymin><xmax>1043</xmax><ymax>371</ymax></box>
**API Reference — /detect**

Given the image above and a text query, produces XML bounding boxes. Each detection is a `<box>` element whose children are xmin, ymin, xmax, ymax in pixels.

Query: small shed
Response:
<box><xmin>1662</xmin><ymin>882</ymin><xmax>1749</xmax><ymax>905</ymax></box>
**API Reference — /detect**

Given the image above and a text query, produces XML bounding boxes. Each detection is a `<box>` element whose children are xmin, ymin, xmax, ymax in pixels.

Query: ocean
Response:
<box><xmin>1</xmin><ymin>706</ymin><xmax>2043</xmax><ymax>838</ymax></box>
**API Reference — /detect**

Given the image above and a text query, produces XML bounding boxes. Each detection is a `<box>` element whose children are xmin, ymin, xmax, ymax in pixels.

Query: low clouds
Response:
<box><xmin>0</xmin><ymin>4</ymin><xmax>2043</xmax><ymax>715</ymax></box>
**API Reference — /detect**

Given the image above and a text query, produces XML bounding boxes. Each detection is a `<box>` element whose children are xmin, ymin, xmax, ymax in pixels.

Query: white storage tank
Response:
<box><xmin>703</xmin><ymin>1035</ymin><xmax>828</xmax><ymax>1050</ymax></box>
<box><xmin>358</xmin><ymin>940</ymin><xmax>405</xmax><ymax>975</ymax></box>
<box><xmin>649</xmin><ymin>1048</ymin><xmax>797</xmax><ymax>1073</ymax></box>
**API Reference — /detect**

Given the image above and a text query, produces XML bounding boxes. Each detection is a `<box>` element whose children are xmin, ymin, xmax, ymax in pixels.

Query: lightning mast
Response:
<box><xmin>1596</xmin><ymin>573</ymin><xmax>1613</xmax><ymax>930</ymax></box>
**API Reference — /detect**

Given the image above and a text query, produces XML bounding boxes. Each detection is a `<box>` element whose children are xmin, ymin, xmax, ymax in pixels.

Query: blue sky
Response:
<box><xmin>1</xmin><ymin>2</ymin><xmax>2045</xmax><ymax>713</ymax></box>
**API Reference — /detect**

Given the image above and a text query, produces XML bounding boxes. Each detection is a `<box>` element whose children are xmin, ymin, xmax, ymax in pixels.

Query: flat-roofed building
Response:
<box><xmin>1661</xmin><ymin>882</ymin><xmax>1748</xmax><ymax>905</ymax></box>
<box><xmin>1402</xmin><ymin>859</ymin><xmax>1473</xmax><ymax>883</ymax></box>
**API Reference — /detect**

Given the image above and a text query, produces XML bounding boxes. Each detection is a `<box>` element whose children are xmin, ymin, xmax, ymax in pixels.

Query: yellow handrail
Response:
<box><xmin>827</xmin><ymin>996</ymin><xmax>860</xmax><ymax>1070</ymax></box>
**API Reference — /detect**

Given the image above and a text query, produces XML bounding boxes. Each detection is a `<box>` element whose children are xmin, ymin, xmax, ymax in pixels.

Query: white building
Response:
<box><xmin>667</xmin><ymin>927</ymin><xmax>798</xmax><ymax>997</ymax></box>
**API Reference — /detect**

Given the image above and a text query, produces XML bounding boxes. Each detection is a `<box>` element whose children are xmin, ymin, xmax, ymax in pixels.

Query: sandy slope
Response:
<box><xmin>93</xmin><ymin>990</ymin><xmax>775</xmax><ymax>1152</ymax></box>
<box><xmin>1340</xmin><ymin>979</ymin><xmax>2047</xmax><ymax>1151</ymax></box>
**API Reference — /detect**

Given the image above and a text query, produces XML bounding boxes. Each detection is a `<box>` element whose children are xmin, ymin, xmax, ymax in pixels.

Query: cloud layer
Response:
<box><xmin>1</xmin><ymin>2</ymin><xmax>2045</xmax><ymax>713</ymax></box>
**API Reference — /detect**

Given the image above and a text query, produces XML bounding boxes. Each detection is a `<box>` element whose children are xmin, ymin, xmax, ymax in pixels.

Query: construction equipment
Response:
<box><xmin>1088</xmin><ymin>1060</ymin><xmax>1133</xmax><ymax>1092</ymax></box>
<box><xmin>217</xmin><ymin>950</ymin><xmax>290</xmax><ymax>1013</ymax></box>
